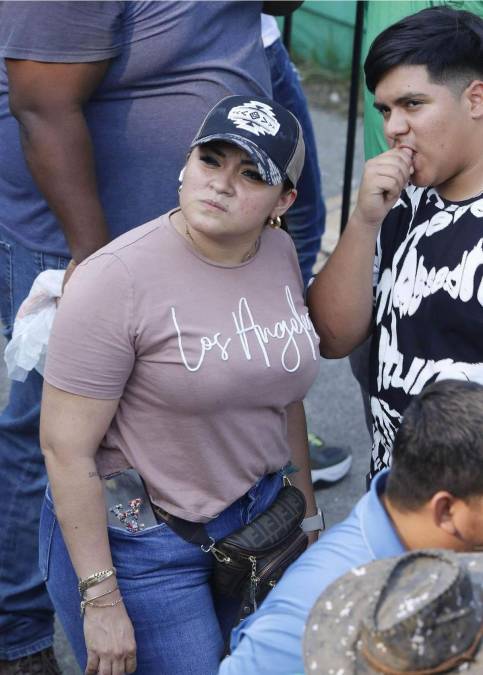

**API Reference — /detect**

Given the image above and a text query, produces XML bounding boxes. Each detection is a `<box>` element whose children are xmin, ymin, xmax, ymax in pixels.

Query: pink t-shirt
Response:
<box><xmin>45</xmin><ymin>212</ymin><xmax>320</xmax><ymax>521</ymax></box>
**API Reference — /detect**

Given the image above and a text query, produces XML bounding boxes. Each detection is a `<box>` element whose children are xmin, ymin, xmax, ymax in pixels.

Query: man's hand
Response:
<box><xmin>353</xmin><ymin>147</ymin><xmax>414</xmax><ymax>229</ymax></box>
<box><xmin>308</xmin><ymin>148</ymin><xmax>413</xmax><ymax>358</ymax></box>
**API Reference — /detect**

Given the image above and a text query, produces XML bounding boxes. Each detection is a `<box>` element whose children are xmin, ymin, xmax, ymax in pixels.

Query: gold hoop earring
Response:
<box><xmin>268</xmin><ymin>216</ymin><xmax>282</xmax><ymax>228</ymax></box>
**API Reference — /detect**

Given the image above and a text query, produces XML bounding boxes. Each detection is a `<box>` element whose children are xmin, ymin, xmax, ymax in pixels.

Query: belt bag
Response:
<box><xmin>152</xmin><ymin>482</ymin><xmax>308</xmax><ymax>615</ymax></box>
<box><xmin>208</xmin><ymin>484</ymin><xmax>308</xmax><ymax>613</ymax></box>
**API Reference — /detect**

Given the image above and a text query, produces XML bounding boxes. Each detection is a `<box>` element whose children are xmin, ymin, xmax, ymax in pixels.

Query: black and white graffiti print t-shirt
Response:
<box><xmin>369</xmin><ymin>185</ymin><xmax>483</xmax><ymax>475</ymax></box>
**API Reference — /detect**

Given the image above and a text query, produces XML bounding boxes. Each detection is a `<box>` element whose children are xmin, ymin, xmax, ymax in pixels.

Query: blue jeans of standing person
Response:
<box><xmin>0</xmin><ymin>227</ymin><xmax>69</xmax><ymax>660</ymax></box>
<box><xmin>266</xmin><ymin>38</ymin><xmax>326</xmax><ymax>288</ymax></box>
<box><xmin>39</xmin><ymin>471</ymin><xmax>284</xmax><ymax>675</ymax></box>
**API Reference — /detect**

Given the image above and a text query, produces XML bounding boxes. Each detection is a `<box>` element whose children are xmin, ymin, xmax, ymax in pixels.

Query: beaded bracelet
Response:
<box><xmin>78</xmin><ymin>566</ymin><xmax>116</xmax><ymax>594</ymax></box>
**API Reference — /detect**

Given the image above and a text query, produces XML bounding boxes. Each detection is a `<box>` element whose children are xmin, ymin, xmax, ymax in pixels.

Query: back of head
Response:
<box><xmin>364</xmin><ymin>6</ymin><xmax>483</xmax><ymax>93</ymax></box>
<box><xmin>386</xmin><ymin>380</ymin><xmax>483</xmax><ymax>510</ymax></box>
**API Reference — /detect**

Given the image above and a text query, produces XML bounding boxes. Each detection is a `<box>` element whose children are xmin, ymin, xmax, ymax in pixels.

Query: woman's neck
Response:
<box><xmin>170</xmin><ymin>209</ymin><xmax>262</xmax><ymax>265</ymax></box>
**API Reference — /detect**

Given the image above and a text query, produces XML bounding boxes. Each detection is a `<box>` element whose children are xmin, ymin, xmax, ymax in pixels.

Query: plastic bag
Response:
<box><xmin>4</xmin><ymin>270</ymin><xmax>65</xmax><ymax>381</ymax></box>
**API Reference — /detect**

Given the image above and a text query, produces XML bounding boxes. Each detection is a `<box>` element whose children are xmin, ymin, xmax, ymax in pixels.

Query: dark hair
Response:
<box><xmin>364</xmin><ymin>6</ymin><xmax>483</xmax><ymax>93</ymax></box>
<box><xmin>386</xmin><ymin>380</ymin><xmax>483</xmax><ymax>510</ymax></box>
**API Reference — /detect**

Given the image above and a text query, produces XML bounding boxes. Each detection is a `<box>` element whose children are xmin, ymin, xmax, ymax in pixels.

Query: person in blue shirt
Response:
<box><xmin>219</xmin><ymin>379</ymin><xmax>483</xmax><ymax>674</ymax></box>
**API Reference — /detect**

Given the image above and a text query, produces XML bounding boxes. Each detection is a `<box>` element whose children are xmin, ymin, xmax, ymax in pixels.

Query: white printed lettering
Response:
<box><xmin>372</xmin><ymin>190</ymin><xmax>483</xmax><ymax>467</ymax></box>
<box><xmin>171</xmin><ymin>286</ymin><xmax>318</xmax><ymax>373</ymax></box>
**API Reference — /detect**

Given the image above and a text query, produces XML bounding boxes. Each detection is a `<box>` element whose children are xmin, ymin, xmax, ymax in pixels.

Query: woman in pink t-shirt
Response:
<box><xmin>39</xmin><ymin>96</ymin><xmax>321</xmax><ymax>675</ymax></box>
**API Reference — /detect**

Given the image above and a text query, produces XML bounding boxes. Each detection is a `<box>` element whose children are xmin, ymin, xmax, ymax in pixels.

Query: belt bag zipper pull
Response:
<box><xmin>249</xmin><ymin>555</ymin><xmax>259</xmax><ymax>611</ymax></box>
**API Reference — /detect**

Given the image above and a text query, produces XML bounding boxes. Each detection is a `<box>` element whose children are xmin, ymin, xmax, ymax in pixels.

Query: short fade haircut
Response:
<box><xmin>364</xmin><ymin>6</ymin><xmax>483</xmax><ymax>93</ymax></box>
<box><xmin>386</xmin><ymin>380</ymin><xmax>483</xmax><ymax>510</ymax></box>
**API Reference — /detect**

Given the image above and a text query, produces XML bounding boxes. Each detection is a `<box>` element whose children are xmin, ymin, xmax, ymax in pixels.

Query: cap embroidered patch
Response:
<box><xmin>227</xmin><ymin>101</ymin><xmax>280</xmax><ymax>137</ymax></box>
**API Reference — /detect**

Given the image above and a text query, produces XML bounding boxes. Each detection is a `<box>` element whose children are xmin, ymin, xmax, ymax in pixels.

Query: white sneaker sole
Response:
<box><xmin>311</xmin><ymin>454</ymin><xmax>352</xmax><ymax>483</ymax></box>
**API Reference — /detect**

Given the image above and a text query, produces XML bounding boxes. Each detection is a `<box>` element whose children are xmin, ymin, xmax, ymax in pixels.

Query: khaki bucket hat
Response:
<box><xmin>303</xmin><ymin>549</ymin><xmax>483</xmax><ymax>674</ymax></box>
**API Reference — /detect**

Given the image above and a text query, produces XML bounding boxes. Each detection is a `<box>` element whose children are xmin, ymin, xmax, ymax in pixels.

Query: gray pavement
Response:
<box><xmin>307</xmin><ymin>106</ymin><xmax>369</xmax><ymax>526</ymax></box>
<box><xmin>312</xmin><ymin>106</ymin><xmax>364</xmax><ymax>201</ymax></box>
<box><xmin>0</xmin><ymin>105</ymin><xmax>367</xmax><ymax>673</ymax></box>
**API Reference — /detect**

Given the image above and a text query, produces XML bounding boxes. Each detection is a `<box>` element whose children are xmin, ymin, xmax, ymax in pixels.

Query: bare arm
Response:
<box><xmin>285</xmin><ymin>400</ymin><xmax>318</xmax><ymax>544</ymax></box>
<box><xmin>40</xmin><ymin>382</ymin><xmax>136</xmax><ymax>675</ymax></box>
<box><xmin>6</xmin><ymin>59</ymin><xmax>111</xmax><ymax>264</ymax></box>
<box><xmin>308</xmin><ymin>147</ymin><xmax>414</xmax><ymax>358</ymax></box>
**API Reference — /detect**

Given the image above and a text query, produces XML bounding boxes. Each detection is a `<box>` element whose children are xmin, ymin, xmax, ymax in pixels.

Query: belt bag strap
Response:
<box><xmin>151</xmin><ymin>503</ymin><xmax>212</xmax><ymax>547</ymax></box>
<box><xmin>152</xmin><ymin>484</ymin><xmax>305</xmax><ymax>551</ymax></box>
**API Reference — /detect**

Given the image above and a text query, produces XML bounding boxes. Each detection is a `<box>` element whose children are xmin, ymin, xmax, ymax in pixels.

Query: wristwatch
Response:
<box><xmin>301</xmin><ymin>507</ymin><xmax>324</xmax><ymax>533</ymax></box>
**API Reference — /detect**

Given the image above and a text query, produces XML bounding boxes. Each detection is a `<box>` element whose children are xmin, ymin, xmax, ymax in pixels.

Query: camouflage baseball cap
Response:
<box><xmin>304</xmin><ymin>549</ymin><xmax>483</xmax><ymax>674</ymax></box>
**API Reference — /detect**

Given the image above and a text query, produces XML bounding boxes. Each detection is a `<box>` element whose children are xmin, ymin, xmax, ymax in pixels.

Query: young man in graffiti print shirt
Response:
<box><xmin>309</xmin><ymin>6</ymin><xmax>483</xmax><ymax>478</ymax></box>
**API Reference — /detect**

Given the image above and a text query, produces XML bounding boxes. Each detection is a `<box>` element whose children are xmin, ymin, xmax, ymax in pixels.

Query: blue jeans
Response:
<box><xmin>0</xmin><ymin>227</ymin><xmax>69</xmax><ymax>660</ymax></box>
<box><xmin>266</xmin><ymin>38</ymin><xmax>326</xmax><ymax>288</ymax></box>
<box><xmin>39</xmin><ymin>471</ymin><xmax>283</xmax><ymax>674</ymax></box>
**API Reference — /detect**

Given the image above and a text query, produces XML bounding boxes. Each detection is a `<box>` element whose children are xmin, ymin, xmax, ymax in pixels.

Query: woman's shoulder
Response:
<box><xmin>260</xmin><ymin>226</ymin><xmax>300</xmax><ymax>268</ymax></box>
<box><xmin>88</xmin><ymin>213</ymin><xmax>169</xmax><ymax>261</ymax></box>
<box><xmin>261</xmin><ymin>225</ymin><xmax>296</xmax><ymax>251</ymax></box>
<box><xmin>75</xmin><ymin>213</ymin><xmax>175</xmax><ymax>284</ymax></box>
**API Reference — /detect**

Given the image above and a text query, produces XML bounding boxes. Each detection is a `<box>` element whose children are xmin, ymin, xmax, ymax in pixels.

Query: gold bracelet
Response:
<box><xmin>78</xmin><ymin>567</ymin><xmax>116</xmax><ymax>594</ymax></box>
<box><xmin>81</xmin><ymin>596</ymin><xmax>124</xmax><ymax>615</ymax></box>
<box><xmin>81</xmin><ymin>585</ymin><xmax>118</xmax><ymax>603</ymax></box>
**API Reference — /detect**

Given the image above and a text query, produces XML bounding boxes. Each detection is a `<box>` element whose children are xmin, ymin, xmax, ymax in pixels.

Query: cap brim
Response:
<box><xmin>303</xmin><ymin>552</ymin><xmax>483</xmax><ymax>675</ymax></box>
<box><xmin>190</xmin><ymin>133</ymin><xmax>284</xmax><ymax>186</ymax></box>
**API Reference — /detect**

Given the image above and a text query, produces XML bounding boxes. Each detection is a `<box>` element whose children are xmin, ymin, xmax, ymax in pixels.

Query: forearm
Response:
<box><xmin>15</xmin><ymin>107</ymin><xmax>109</xmax><ymax>262</ymax></box>
<box><xmin>40</xmin><ymin>386</ymin><xmax>135</xmax><ymax>670</ymax></box>
<box><xmin>43</xmin><ymin>450</ymin><xmax>113</xmax><ymax>581</ymax></box>
<box><xmin>309</xmin><ymin>147</ymin><xmax>414</xmax><ymax>358</ymax></box>
<box><xmin>308</xmin><ymin>209</ymin><xmax>378</xmax><ymax>358</ymax></box>
<box><xmin>286</xmin><ymin>401</ymin><xmax>317</xmax><ymax>518</ymax></box>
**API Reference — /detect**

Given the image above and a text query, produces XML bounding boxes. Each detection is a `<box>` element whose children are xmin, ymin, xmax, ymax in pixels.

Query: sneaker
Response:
<box><xmin>309</xmin><ymin>432</ymin><xmax>352</xmax><ymax>484</ymax></box>
<box><xmin>0</xmin><ymin>648</ymin><xmax>61</xmax><ymax>675</ymax></box>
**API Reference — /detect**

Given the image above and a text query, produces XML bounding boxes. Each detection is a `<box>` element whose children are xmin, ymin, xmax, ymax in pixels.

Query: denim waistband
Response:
<box><xmin>44</xmin><ymin>465</ymin><xmax>288</xmax><ymax>520</ymax></box>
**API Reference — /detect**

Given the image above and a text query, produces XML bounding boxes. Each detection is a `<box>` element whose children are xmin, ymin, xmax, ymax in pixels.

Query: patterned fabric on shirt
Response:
<box><xmin>370</xmin><ymin>185</ymin><xmax>483</xmax><ymax>474</ymax></box>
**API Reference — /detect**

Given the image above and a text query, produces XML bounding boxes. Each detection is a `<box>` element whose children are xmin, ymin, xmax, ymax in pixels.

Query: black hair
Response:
<box><xmin>364</xmin><ymin>6</ymin><xmax>483</xmax><ymax>93</ymax></box>
<box><xmin>386</xmin><ymin>380</ymin><xmax>483</xmax><ymax>510</ymax></box>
